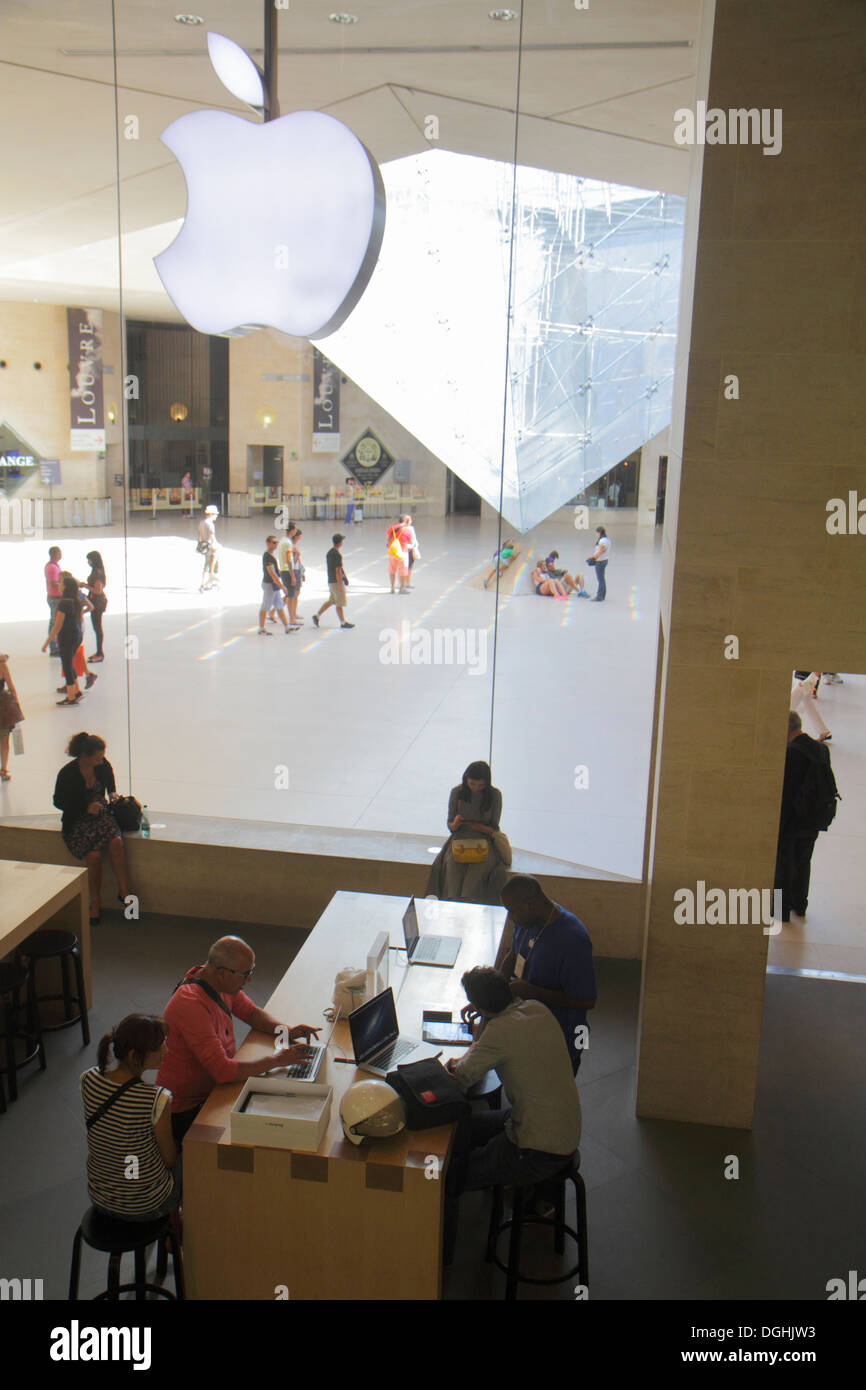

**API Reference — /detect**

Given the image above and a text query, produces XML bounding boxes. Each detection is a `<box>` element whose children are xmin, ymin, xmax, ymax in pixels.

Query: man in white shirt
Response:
<box><xmin>443</xmin><ymin>966</ymin><xmax>580</xmax><ymax>1260</ymax></box>
<box><xmin>197</xmin><ymin>505</ymin><xmax>220</xmax><ymax>591</ymax></box>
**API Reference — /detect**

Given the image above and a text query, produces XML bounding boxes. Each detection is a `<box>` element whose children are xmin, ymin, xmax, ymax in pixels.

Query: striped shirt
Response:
<box><xmin>80</xmin><ymin>1069</ymin><xmax>173</xmax><ymax>1217</ymax></box>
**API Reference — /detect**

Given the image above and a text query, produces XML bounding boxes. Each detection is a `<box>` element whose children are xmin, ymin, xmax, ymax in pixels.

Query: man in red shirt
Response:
<box><xmin>157</xmin><ymin>935</ymin><xmax>320</xmax><ymax>1146</ymax></box>
<box><xmin>44</xmin><ymin>545</ymin><xmax>62</xmax><ymax>657</ymax></box>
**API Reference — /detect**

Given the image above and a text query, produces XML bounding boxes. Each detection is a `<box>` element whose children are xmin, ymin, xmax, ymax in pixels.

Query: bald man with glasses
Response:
<box><xmin>157</xmin><ymin>935</ymin><xmax>320</xmax><ymax>1147</ymax></box>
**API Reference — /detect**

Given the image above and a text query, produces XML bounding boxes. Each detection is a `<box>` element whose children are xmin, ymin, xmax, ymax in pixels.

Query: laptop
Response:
<box><xmin>348</xmin><ymin>987</ymin><xmax>436</xmax><ymax>1077</ymax></box>
<box><xmin>274</xmin><ymin>1008</ymin><xmax>340</xmax><ymax>1083</ymax></box>
<box><xmin>402</xmin><ymin>898</ymin><xmax>461</xmax><ymax>968</ymax></box>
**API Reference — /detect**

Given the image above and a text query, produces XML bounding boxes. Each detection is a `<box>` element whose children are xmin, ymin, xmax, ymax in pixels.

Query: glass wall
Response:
<box><xmin>0</xmin><ymin>2</ymin><xmax>695</xmax><ymax>883</ymax></box>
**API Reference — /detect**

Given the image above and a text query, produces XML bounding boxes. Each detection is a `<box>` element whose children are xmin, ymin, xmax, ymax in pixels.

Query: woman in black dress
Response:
<box><xmin>83</xmin><ymin>550</ymin><xmax>107</xmax><ymax>662</ymax></box>
<box><xmin>53</xmin><ymin>732</ymin><xmax>132</xmax><ymax>922</ymax></box>
<box><xmin>42</xmin><ymin>574</ymin><xmax>96</xmax><ymax>704</ymax></box>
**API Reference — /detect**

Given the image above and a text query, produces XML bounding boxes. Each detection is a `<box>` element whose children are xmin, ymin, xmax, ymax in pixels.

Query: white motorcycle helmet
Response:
<box><xmin>340</xmin><ymin>1079</ymin><xmax>406</xmax><ymax>1147</ymax></box>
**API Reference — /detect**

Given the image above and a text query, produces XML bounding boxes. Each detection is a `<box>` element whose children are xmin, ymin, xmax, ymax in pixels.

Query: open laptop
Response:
<box><xmin>274</xmin><ymin>1008</ymin><xmax>340</xmax><ymax>1083</ymax></box>
<box><xmin>402</xmin><ymin>898</ymin><xmax>461</xmax><ymax>968</ymax></box>
<box><xmin>348</xmin><ymin>987</ymin><xmax>436</xmax><ymax>1077</ymax></box>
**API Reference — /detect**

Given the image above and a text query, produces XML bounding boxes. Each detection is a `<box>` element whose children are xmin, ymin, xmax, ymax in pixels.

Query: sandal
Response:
<box><xmin>0</xmin><ymin>770</ymin><xmax>11</xmax><ymax>781</ymax></box>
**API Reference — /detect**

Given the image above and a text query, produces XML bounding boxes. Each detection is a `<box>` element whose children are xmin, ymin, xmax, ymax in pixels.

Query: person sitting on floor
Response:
<box><xmin>483</xmin><ymin>540</ymin><xmax>520</xmax><ymax>588</ymax></box>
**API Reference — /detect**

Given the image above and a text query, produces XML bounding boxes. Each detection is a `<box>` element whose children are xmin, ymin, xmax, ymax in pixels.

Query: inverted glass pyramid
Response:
<box><xmin>318</xmin><ymin>150</ymin><xmax>684</xmax><ymax>532</ymax></box>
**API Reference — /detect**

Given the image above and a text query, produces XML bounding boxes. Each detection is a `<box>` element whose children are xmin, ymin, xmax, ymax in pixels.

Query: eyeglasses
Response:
<box><xmin>222</xmin><ymin>964</ymin><xmax>255</xmax><ymax>981</ymax></box>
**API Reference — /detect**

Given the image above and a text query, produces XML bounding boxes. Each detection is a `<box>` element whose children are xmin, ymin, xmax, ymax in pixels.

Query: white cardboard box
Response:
<box><xmin>230</xmin><ymin>1077</ymin><xmax>332</xmax><ymax>1152</ymax></box>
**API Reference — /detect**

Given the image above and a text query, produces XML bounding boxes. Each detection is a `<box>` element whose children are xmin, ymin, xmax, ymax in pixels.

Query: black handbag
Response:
<box><xmin>586</xmin><ymin>556</ymin><xmax>597</xmax><ymax>566</ymax></box>
<box><xmin>112</xmin><ymin>795</ymin><xmax>142</xmax><ymax>832</ymax></box>
<box><xmin>386</xmin><ymin>1057</ymin><xmax>471</xmax><ymax>1130</ymax></box>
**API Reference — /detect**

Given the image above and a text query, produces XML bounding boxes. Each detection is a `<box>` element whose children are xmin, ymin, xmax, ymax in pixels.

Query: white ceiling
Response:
<box><xmin>0</xmin><ymin>0</ymin><xmax>699</xmax><ymax>318</ymax></box>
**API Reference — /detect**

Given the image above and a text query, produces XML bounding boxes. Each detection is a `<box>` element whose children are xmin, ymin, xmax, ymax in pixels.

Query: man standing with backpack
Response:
<box><xmin>775</xmin><ymin>710</ymin><xmax>841</xmax><ymax>923</ymax></box>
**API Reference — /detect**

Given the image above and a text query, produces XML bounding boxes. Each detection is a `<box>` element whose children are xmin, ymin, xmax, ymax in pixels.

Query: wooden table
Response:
<box><xmin>0</xmin><ymin>859</ymin><xmax>91</xmax><ymax>1003</ymax></box>
<box><xmin>183</xmin><ymin>891</ymin><xmax>508</xmax><ymax>1300</ymax></box>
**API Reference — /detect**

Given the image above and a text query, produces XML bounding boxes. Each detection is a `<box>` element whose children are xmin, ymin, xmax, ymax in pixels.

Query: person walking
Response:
<box><xmin>403</xmin><ymin>514</ymin><xmax>420</xmax><ymax>589</ymax></box>
<box><xmin>313</xmin><ymin>534</ymin><xmax>354</xmax><ymax>629</ymax></box>
<box><xmin>589</xmin><ymin>525</ymin><xmax>610</xmax><ymax>601</ymax></box>
<box><xmin>0</xmin><ymin>652</ymin><xmax>24</xmax><ymax>781</ymax></box>
<box><xmin>197</xmin><ymin>504</ymin><xmax>220</xmax><ymax>591</ymax></box>
<box><xmin>385</xmin><ymin>516</ymin><xmax>409</xmax><ymax>594</ymax></box>
<box><xmin>82</xmin><ymin>550</ymin><xmax>107</xmax><ymax>662</ymax></box>
<box><xmin>288</xmin><ymin>529</ymin><xmax>305</xmax><ymax>626</ymax></box>
<box><xmin>44</xmin><ymin>545</ymin><xmax>63</xmax><ymax>656</ymax></box>
<box><xmin>43</xmin><ymin>574</ymin><xmax>96</xmax><ymax>704</ymax></box>
<box><xmin>258</xmin><ymin>535</ymin><xmax>293</xmax><ymax>635</ymax></box>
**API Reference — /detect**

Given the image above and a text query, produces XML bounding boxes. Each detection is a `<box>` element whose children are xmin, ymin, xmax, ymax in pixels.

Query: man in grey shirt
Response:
<box><xmin>443</xmin><ymin>966</ymin><xmax>581</xmax><ymax>1259</ymax></box>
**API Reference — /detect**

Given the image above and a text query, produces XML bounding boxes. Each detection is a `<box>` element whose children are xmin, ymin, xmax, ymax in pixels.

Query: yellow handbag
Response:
<box><xmin>451</xmin><ymin>837</ymin><xmax>489</xmax><ymax>864</ymax></box>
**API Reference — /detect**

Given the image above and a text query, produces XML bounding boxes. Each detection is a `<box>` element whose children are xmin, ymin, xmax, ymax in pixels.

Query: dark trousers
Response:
<box><xmin>58</xmin><ymin>643</ymin><xmax>78</xmax><ymax>687</ymax></box>
<box><xmin>595</xmin><ymin>559</ymin><xmax>607</xmax><ymax>600</ymax></box>
<box><xmin>171</xmin><ymin>1104</ymin><xmax>203</xmax><ymax>1149</ymax></box>
<box><xmin>774</xmin><ymin>831</ymin><xmax>819</xmax><ymax>919</ymax></box>
<box><xmin>90</xmin><ymin>608</ymin><xmax>104</xmax><ymax>657</ymax></box>
<box><xmin>443</xmin><ymin>1108</ymin><xmax>572</xmax><ymax>1263</ymax></box>
<box><xmin>47</xmin><ymin>597</ymin><xmax>60</xmax><ymax>654</ymax></box>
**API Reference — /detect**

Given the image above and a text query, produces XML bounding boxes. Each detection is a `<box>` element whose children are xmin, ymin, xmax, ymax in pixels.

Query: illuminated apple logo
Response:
<box><xmin>155</xmin><ymin>33</ymin><xmax>385</xmax><ymax>339</ymax></box>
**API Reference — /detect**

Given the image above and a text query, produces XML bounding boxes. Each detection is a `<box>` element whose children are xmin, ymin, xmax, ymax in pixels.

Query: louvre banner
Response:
<box><xmin>67</xmin><ymin>308</ymin><xmax>105</xmax><ymax>451</ymax></box>
<box><xmin>312</xmin><ymin>348</ymin><xmax>340</xmax><ymax>454</ymax></box>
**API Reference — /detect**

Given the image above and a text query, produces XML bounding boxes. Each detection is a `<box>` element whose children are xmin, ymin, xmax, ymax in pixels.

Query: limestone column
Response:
<box><xmin>637</xmin><ymin>0</ymin><xmax>866</xmax><ymax>1126</ymax></box>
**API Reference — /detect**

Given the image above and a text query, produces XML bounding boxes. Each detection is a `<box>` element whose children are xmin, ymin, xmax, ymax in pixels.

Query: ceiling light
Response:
<box><xmin>489</xmin><ymin>8</ymin><xmax>518</xmax><ymax>19</ymax></box>
<box><xmin>175</xmin><ymin>14</ymin><xmax>205</xmax><ymax>25</ymax></box>
<box><xmin>329</xmin><ymin>13</ymin><xmax>359</xmax><ymax>23</ymax></box>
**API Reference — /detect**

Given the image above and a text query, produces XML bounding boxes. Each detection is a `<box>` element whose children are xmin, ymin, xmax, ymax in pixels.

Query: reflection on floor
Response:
<box><xmin>1</xmin><ymin>915</ymin><xmax>862</xmax><ymax>1301</ymax></box>
<box><xmin>767</xmin><ymin>674</ymin><xmax>866</xmax><ymax>979</ymax></box>
<box><xmin>0</xmin><ymin>510</ymin><xmax>659</xmax><ymax>879</ymax></box>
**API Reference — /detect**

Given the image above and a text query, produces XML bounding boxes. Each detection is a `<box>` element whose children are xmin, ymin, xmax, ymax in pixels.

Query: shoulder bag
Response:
<box><xmin>386</xmin><ymin>1057</ymin><xmax>470</xmax><ymax>1130</ymax></box>
<box><xmin>85</xmin><ymin>1075</ymin><xmax>142</xmax><ymax>1129</ymax></box>
<box><xmin>111</xmin><ymin>796</ymin><xmax>143</xmax><ymax>833</ymax></box>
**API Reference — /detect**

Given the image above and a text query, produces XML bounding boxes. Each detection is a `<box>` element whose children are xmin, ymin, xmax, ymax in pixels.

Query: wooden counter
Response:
<box><xmin>183</xmin><ymin>891</ymin><xmax>507</xmax><ymax>1300</ymax></box>
<box><xmin>0</xmin><ymin>859</ymin><xmax>90</xmax><ymax>1003</ymax></box>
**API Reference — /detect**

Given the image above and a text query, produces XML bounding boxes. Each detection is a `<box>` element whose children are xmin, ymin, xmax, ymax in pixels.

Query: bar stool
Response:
<box><xmin>16</xmin><ymin>930</ymin><xmax>89</xmax><ymax>1046</ymax></box>
<box><xmin>0</xmin><ymin>960</ymin><xmax>47</xmax><ymax>1102</ymax></box>
<box><xmin>68</xmin><ymin>1206</ymin><xmax>184</xmax><ymax>1301</ymax></box>
<box><xmin>486</xmin><ymin>1156</ymin><xmax>589</xmax><ymax>1300</ymax></box>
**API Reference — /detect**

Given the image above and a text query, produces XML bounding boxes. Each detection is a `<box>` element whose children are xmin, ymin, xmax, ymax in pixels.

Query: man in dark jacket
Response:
<box><xmin>775</xmin><ymin>710</ymin><xmax>834</xmax><ymax>923</ymax></box>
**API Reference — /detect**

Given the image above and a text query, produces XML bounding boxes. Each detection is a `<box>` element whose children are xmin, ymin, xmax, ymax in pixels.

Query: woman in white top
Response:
<box><xmin>81</xmin><ymin>1013</ymin><xmax>180</xmax><ymax>1224</ymax></box>
<box><xmin>197</xmin><ymin>505</ymin><xmax>220</xmax><ymax>591</ymax></box>
<box><xmin>589</xmin><ymin>525</ymin><xmax>611</xmax><ymax>601</ymax></box>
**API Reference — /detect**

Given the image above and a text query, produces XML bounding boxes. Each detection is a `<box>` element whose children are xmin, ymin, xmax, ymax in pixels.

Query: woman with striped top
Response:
<box><xmin>80</xmin><ymin>1014</ymin><xmax>180</xmax><ymax>1222</ymax></box>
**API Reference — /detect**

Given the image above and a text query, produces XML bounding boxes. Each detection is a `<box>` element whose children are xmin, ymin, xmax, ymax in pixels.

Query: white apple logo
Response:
<box><xmin>155</xmin><ymin>33</ymin><xmax>385</xmax><ymax>339</ymax></box>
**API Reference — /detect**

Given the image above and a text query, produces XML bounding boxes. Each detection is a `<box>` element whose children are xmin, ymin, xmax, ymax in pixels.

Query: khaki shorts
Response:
<box><xmin>328</xmin><ymin>583</ymin><xmax>346</xmax><ymax>606</ymax></box>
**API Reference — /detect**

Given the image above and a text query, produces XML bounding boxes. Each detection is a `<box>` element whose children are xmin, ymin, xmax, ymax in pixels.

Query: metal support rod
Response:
<box><xmin>263</xmin><ymin>0</ymin><xmax>279</xmax><ymax>122</ymax></box>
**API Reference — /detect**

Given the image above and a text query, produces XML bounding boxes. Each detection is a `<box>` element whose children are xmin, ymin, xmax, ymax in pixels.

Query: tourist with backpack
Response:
<box><xmin>774</xmin><ymin>710</ymin><xmax>841</xmax><ymax>924</ymax></box>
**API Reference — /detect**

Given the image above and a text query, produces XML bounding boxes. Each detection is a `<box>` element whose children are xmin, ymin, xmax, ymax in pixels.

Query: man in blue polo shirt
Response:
<box><xmin>499</xmin><ymin>875</ymin><xmax>596</xmax><ymax>1073</ymax></box>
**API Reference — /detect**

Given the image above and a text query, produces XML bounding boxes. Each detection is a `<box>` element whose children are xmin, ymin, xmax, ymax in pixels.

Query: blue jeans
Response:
<box><xmin>47</xmin><ymin>597</ymin><xmax>60</xmax><ymax>654</ymax></box>
<box><xmin>594</xmin><ymin>559</ymin><xmax>607</xmax><ymax>600</ymax></box>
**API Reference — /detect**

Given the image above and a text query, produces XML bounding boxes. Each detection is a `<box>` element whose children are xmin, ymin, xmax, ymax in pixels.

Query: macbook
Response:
<box><xmin>274</xmin><ymin>1008</ymin><xmax>340</xmax><ymax>1083</ymax></box>
<box><xmin>403</xmin><ymin>898</ymin><xmax>461</xmax><ymax>968</ymax></box>
<box><xmin>348</xmin><ymin>987</ymin><xmax>436</xmax><ymax>1077</ymax></box>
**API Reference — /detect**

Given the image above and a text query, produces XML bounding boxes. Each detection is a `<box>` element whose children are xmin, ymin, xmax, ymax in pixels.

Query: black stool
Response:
<box><xmin>0</xmin><ymin>960</ymin><xmax>47</xmax><ymax>1102</ymax></box>
<box><xmin>486</xmin><ymin>1157</ymin><xmax>589</xmax><ymax>1300</ymax></box>
<box><xmin>68</xmin><ymin>1207</ymin><xmax>184</xmax><ymax>1301</ymax></box>
<box><xmin>16</xmin><ymin>930</ymin><xmax>89</xmax><ymax>1046</ymax></box>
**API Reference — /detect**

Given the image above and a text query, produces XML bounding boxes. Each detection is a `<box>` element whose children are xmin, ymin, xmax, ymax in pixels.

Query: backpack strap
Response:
<box><xmin>174</xmin><ymin>972</ymin><xmax>232</xmax><ymax>1018</ymax></box>
<box><xmin>85</xmin><ymin>1075</ymin><xmax>142</xmax><ymax>1129</ymax></box>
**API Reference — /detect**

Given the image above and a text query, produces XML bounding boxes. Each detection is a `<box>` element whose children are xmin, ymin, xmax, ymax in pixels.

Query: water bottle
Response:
<box><xmin>140</xmin><ymin>805</ymin><xmax>150</xmax><ymax>839</ymax></box>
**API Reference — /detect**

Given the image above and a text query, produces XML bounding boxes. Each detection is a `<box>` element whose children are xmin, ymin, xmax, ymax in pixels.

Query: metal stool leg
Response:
<box><xmin>486</xmin><ymin>1186</ymin><xmax>503</xmax><ymax>1262</ymax></box>
<box><xmin>168</xmin><ymin>1233</ymin><xmax>185</xmax><ymax>1300</ymax></box>
<box><xmin>27</xmin><ymin>971</ymin><xmax>46</xmax><ymax>1072</ymax></box>
<box><xmin>107</xmin><ymin>1252</ymin><xmax>121</xmax><ymax>1300</ymax></box>
<box><xmin>506</xmin><ymin>1188</ymin><xmax>525</xmax><ymax>1301</ymax></box>
<box><xmin>68</xmin><ymin>1228</ymin><xmax>83</xmax><ymax>1300</ymax></box>
<box><xmin>3</xmin><ymin>993</ymin><xmax>17</xmax><ymax>1103</ymax></box>
<box><xmin>134</xmin><ymin>1246</ymin><xmax>146</xmax><ymax>1299</ymax></box>
<box><xmin>60</xmin><ymin>951</ymin><xmax>74</xmax><ymax>1022</ymax></box>
<box><xmin>573</xmin><ymin>1171</ymin><xmax>589</xmax><ymax>1288</ymax></box>
<box><xmin>71</xmin><ymin>948</ymin><xmax>90</xmax><ymax>1046</ymax></box>
<box><xmin>554</xmin><ymin>1175</ymin><xmax>566</xmax><ymax>1255</ymax></box>
<box><xmin>156</xmin><ymin>1235</ymin><xmax>168</xmax><ymax>1280</ymax></box>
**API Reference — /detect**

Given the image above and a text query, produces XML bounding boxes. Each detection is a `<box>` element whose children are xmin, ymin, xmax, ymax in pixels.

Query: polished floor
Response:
<box><xmin>0</xmin><ymin>911</ymin><xmax>862</xmax><ymax>1301</ymax></box>
<box><xmin>0</xmin><ymin>509</ymin><xmax>659</xmax><ymax>879</ymax></box>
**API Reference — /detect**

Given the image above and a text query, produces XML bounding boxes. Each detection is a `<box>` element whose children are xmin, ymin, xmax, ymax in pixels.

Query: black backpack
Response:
<box><xmin>386</xmin><ymin>1057</ymin><xmax>470</xmax><ymax>1130</ymax></box>
<box><xmin>792</xmin><ymin>743</ymin><xmax>841</xmax><ymax>832</ymax></box>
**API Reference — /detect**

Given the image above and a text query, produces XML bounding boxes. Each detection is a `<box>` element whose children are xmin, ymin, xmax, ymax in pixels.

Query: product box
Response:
<box><xmin>230</xmin><ymin>1078</ymin><xmax>332</xmax><ymax>1152</ymax></box>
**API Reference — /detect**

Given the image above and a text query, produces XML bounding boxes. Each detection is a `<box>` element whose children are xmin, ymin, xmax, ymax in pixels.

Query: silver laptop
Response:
<box><xmin>348</xmin><ymin>987</ymin><xmax>436</xmax><ymax>1077</ymax></box>
<box><xmin>403</xmin><ymin>898</ymin><xmax>461</xmax><ymax>968</ymax></box>
<box><xmin>273</xmin><ymin>1008</ymin><xmax>340</xmax><ymax>1083</ymax></box>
